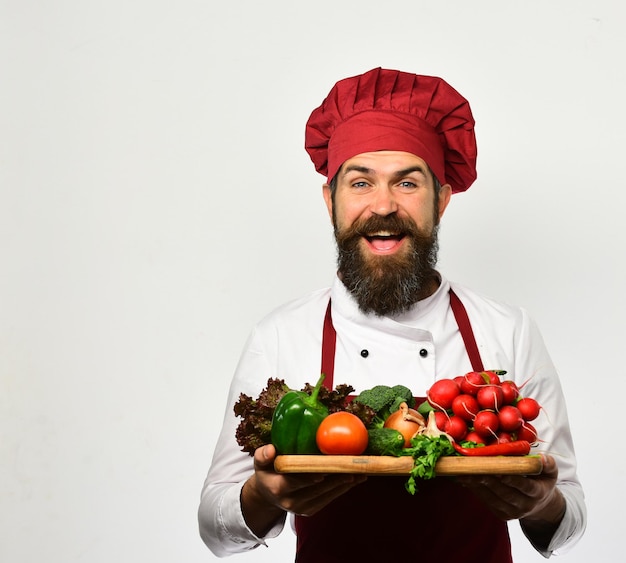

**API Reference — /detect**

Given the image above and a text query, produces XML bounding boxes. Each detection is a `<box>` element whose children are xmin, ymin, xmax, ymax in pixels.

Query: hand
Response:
<box><xmin>241</xmin><ymin>444</ymin><xmax>367</xmax><ymax>537</ymax></box>
<box><xmin>455</xmin><ymin>454</ymin><xmax>565</xmax><ymax>523</ymax></box>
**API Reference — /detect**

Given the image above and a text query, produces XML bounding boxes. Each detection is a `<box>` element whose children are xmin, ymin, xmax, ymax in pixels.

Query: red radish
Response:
<box><xmin>473</xmin><ymin>410</ymin><xmax>500</xmax><ymax>438</ymax></box>
<box><xmin>427</xmin><ymin>378</ymin><xmax>460</xmax><ymax>410</ymax></box>
<box><xmin>496</xmin><ymin>431</ymin><xmax>514</xmax><ymax>444</ymax></box>
<box><xmin>434</xmin><ymin>410</ymin><xmax>448</xmax><ymax>431</ymax></box>
<box><xmin>451</xmin><ymin>394</ymin><xmax>480</xmax><ymax>422</ymax></box>
<box><xmin>517</xmin><ymin>422</ymin><xmax>538</xmax><ymax>444</ymax></box>
<box><xmin>484</xmin><ymin>370</ymin><xmax>502</xmax><ymax>385</ymax></box>
<box><xmin>464</xmin><ymin>430</ymin><xmax>487</xmax><ymax>445</ymax></box>
<box><xmin>517</xmin><ymin>397</ymin><xmax>541</xmax><ymax>421</ymax></box>
<box><xmin>454</xmin><ymin>375</ymin><xmax>465</xmax><ymax>388</ymax></box>
<box><xmin>498</xmin><ymin>405</ymin><xmax>523</xmax><ymax>432</ymax></box>
<box><xmin>477</xmin><ymin>385</ymin><xmax>504</xmax><ymax>410</ymax></box>
<box><xmin>501</xmin><ymin>380</ymin><xmax>520</xmax><ymax>405</ymax></box>
<box><xmin>460</xmin><ymin>371</ymin><xmax>487</xmax><ymax>395</ymax></box>
<box><xmin>444</xmin><ymin>416</ymin><xmax>468</xmax><ymax>441</ymax></box>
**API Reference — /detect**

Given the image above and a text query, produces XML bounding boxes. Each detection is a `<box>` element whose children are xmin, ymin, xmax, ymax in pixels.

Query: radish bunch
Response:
<box><xmin>423</xmin><ymin>371</ymin><xmax>541</xmax><ymax>446</ymax></box>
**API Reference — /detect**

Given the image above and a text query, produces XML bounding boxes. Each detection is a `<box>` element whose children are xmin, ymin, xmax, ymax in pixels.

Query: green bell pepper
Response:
<box><xmin>271</xmin><ymin>373</ymin><xmax>329</xmax><ymax>454</ymax></box>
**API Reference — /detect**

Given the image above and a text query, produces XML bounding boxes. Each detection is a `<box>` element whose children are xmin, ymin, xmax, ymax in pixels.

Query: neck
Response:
<box><xmin>415</xmin><ymin>271</ymin><xmax>441</xmax><ymax>301</ymax></box>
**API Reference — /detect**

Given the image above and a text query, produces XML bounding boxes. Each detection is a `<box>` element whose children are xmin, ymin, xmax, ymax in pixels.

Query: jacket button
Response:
<box><xmin>360</xmin><ymin>349</ymin><xmax>369</xmax><ymax>358</ymax></box>
<box><xmin>419</xmin><ymin>348</ymin><xmax>428</xmax><ymax>358</ymax></box>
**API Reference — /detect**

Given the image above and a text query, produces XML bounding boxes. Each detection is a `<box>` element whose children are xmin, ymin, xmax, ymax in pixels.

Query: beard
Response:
<box><xmin>334</xmin><ymin>213</ymin><xmax>440</xmax><ymax>317</ymax></box>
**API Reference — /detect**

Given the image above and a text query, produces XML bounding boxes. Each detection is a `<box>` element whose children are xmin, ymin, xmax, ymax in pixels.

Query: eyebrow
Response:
<box><xmin>392</xmin><ymin>166</ymin><xmax>429</xmax><ymax>180</ymax></box>
<box><xmin>341</xmin><ymin>164</ymin><xmax>429</xmax><ymax>180</ymax></box>
<box><xmin>341</xmin><ymin>165</ymin><xmax>374</xmax><ymax>176</ymax></box>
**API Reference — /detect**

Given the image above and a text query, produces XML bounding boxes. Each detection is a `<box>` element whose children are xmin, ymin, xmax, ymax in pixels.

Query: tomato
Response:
<box><xmin>315</xmin><ymin>412</ymin><xmax>369</xmax><ymax>455</ymax></box>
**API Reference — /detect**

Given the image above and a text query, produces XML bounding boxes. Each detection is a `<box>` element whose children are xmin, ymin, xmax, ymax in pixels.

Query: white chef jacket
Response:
<box><xmin>198</xmin><ymin>273</ymin><xmax>586</xmax><ymax>557</ymax></box>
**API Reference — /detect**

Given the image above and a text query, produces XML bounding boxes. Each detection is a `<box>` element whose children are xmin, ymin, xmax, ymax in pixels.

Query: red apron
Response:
<box><xmin>294</xmin><ymin>290</ymin><xmax>512</xmax><ymax>563</ymax></box>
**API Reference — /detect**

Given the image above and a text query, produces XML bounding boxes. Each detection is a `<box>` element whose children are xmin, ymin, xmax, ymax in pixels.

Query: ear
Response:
<box><xmin>437</xmin><ymin>184</ymin><xmax>452</xmax><ymax>220</ymax></box>
<box><xmin>322</xmin><ymin>183</ymin><xmax>334</xmax><ymax>223</ymax></box>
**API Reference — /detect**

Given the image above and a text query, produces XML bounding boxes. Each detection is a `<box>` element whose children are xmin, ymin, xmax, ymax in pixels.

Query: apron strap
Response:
<box><xmin>320</xmin><ymin>300</ymin><xmax>336</xmax><ymax>389</ymax></box>
<box><xmin>449</xmin><ymin>289</ymin><xmax>484</xmax><ymax>372</ymax></box>
<box><xmin>321</xmin><ymin>288</ymin><xmax>484</xmax><ymax>389</ymax></box>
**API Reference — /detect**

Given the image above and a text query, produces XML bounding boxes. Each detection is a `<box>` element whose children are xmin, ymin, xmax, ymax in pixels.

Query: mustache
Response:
<box><xmin>336</xmin><ymin>213</ymin><xmax>425</xmax><ymax>241</ymax></box>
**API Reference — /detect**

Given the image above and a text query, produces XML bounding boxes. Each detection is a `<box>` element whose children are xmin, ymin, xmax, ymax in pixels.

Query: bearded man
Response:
<box><xmin>327</xmin><ymin>152</ymin><xmax>445</xmax><ymax>317</ymax></box>
<box><xmin>198</xmin><ymin>68</ymin><xmax>586</xmax><ymax>562</ymax></box>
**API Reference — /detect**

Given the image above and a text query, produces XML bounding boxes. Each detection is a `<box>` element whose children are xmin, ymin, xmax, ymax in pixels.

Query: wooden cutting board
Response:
<box><xmin>275</xmin><ymin>455</ymin><xmax>543</xmax><ymax>476</ymax></box>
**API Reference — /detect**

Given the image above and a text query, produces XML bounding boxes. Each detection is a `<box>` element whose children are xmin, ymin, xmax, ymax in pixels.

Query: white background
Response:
<box><xmin>1</xmin><ymin>1</ymin><xmax>624</xmax><ymax>561</ymax></box>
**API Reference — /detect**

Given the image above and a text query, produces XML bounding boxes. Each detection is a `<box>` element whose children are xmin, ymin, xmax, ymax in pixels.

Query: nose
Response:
<box><xmin>370</xmin><ymin>186</ymin><xmax>398</xmax><ymax>216</ymax></box>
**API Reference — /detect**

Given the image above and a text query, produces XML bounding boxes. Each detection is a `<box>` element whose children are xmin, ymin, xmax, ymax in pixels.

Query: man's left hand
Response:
<box><xmin>455</xmin><ymin>454</ymin><xmax>566</xmax><ymax>524</ymax></box>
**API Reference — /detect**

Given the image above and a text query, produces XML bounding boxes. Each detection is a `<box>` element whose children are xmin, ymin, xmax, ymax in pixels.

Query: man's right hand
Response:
<box><xmin>241</xmin><ymin>444</ymin><xmax>367</xmax><ymax>537</ymax></box>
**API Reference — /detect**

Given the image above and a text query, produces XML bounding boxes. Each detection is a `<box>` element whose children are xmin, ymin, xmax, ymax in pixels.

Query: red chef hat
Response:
<box><xmin>305</xmin><ymin>68</ymin><xmax>477</xmax><ymax>193</ymax></box>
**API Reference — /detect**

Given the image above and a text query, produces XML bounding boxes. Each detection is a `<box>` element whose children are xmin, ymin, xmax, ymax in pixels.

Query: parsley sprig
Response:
<box><xmin>400</xmin><ymin>435</ymin><xmax>454</xmax><ymax>495</ymax></box>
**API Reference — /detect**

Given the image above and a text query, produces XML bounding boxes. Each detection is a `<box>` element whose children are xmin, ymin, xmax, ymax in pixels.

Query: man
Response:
<box><xmin>198</xmin><ymin>68</ymin><xmax>586</xmax><ymax>561</ymax></box>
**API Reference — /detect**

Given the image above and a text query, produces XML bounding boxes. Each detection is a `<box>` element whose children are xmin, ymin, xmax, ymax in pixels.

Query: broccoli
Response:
<box><xmin>352</xmin><ymin>384</ymin><xmax>415</xmax><ymax>428</ymax></box>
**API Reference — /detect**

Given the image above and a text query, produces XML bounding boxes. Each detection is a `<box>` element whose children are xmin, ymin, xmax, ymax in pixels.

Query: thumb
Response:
<box><xmin>540</xmin><ymin>454</ymin><xmax>559</xmax><ymax>479</ymax></box>
<box><xmin>254</xmin><ymin>443</ymin><xmax>277</xmax><ymax>469</ymax></box>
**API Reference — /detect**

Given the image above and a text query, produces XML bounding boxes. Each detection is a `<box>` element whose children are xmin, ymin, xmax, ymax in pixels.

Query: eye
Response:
<box><xmin>398</xmin><ymin>180</ymin><xmax>418</xmax><ymax>189</ymax></box>
<box><xmin>351</xmin><ymin>180</ymin><xmax>370</xmax><ymax>189</ymax></box>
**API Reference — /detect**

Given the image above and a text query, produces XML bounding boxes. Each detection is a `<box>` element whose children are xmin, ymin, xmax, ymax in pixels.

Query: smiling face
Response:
<box><xmin>323</xmin><ymin>151</ymin><xmax>452</xmax><ymax>316</ymax></box>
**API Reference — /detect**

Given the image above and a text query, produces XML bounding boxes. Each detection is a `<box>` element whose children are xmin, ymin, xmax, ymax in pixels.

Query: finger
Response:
<box><xmin>457</xmin><ymin>476</ymin><xmax>535</xmax><ymax>520</ymax></box>
<box><xmin>470</xmin><ymin>483</ymin><xmax>527</xmax><ymax>520</ymax></box>
<box><xmin>539</xmin><ymin>454</ymin><xmax>558</xmax><ymax>478</ymax></box>
<box><xmin>488</xmin><ymin>475</ymin><xmax>544</xmax><ymax>507</ymax></box>
<box><xmin>284</xmin><ymin>474</ymin><xmax>367</xmax><ymax>516</ymax></box>
<box><xmin>254</xmin><ymin>444</ymin><xmax>277</xmax><ymax>469</ymax></box>
<box><xmin>299</xmin><ymin>477</ymin><xmax>367</xmax><ymax>516</ymax></box>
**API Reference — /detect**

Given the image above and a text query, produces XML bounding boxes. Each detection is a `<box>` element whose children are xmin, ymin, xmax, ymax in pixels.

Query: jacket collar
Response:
<box><xmin>329</xmin><ymin>271</ymin><xmax>451</xmax><ymax>333</ymax></box>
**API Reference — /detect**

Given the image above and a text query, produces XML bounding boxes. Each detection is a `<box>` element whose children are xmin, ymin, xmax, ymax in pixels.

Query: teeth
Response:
<box><xmin>369</xmin><ymin>230</ymin><xmax>396</xmax><ymax>237</ymax></box>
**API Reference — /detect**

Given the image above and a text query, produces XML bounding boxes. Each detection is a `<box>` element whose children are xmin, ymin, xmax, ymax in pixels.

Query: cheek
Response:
<box><xmin>333</xmin><ymin>201</ymin><xmax>364</xmax><ymax>230</ymax></box>
<box><xmin>406</xmin><ymin>199</ymin><xmax>438</xmax><ymax>228</ymax></box>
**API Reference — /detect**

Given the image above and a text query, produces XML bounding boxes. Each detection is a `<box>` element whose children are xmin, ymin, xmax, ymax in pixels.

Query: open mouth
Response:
<box><xmin>364</xmin><ymin>230</ymin><xmax>406</xmax><ymax>253</ymax></box>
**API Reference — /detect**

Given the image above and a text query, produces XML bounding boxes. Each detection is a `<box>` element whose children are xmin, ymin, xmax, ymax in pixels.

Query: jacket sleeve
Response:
<box><xmin>455</xmin><ymin>284</ymin><xmax>587</xmax><ymax>556</ymax></box>
<box><xmin>513</xmin><ymin>308</ymin><xmax>587</xmax><ymax>556</ymax></box>
<box><xmin>197</xmin><ymin>327</ymin><xmax>287</xmax><ymax>556</ymax></box>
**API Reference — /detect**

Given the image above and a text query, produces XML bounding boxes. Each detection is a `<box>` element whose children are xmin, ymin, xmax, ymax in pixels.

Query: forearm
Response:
<box><xmin>520</xmin><ymin>486</ymin><xmax>566</xmax><ymax>551</ymax></box>
<box><xmin>520</xmin><ymin>481</ymin><xmax>587</xmax><ymax>556</ymax></box>
<box><xmin>198</xmin><ymin>481</ymin><xmax>287</xmax><ymax>557</ymax></box>
<box><xmin>241</xmin><ymin>475</ymin><xmax>288</xmax><ymax>537</ymax></box>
